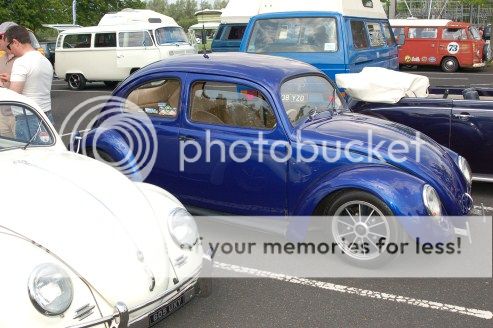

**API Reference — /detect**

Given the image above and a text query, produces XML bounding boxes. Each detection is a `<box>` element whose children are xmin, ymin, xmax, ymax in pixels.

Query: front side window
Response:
<box><xmin>351</xmin><ymin>20</ymin><xmax>369</xmax><ymax>49</ymax></box>
<box><xmin>190</xmin><ymin>81</ymin><xmax>276</xmax><ymax>129</ymax></box>
<box><xmin>225</xmin><ymin>25</ymin><xmax>246</xmax><ymax>40</ymax></box>
<box><xmin>366</xmin><ymin>23</ymin><xmax>386</xmax><ymax>47</ymax></box>
<box><xmin>125</xmin><ymin>79</ymin><xmax>180</xmax><ymax>118</ymax></box>
<box><xmin>247</xmin><ymin>17</ymin><xmax>338</xmax><ymax>53</ymax></box>
<box><xmin>0</xmin><ymin>103</ymin><xmax>53</xmax><ymax>150</ymax></box>
<box><xmin>281</xmin><ymin>75</ymin><xmax>346</xmax><ymax>126</ymax></box>
<box><xmin>63</xmin><ymin>34</ymin><xmax>92</xmax><ymax>48</ymax></box>
<box><xmin>155</xmin><ymin>27</ymin><xmax>189</xmax><ymax>45</ymax></box>
<box><xmin>392</xmin><ymin>27</ymin><xmax>405</xmax><ymax>44</ymax></box>
<box><xmin>408</xmin><ymin>28</ymin><xmax>437</xmax><ymax>39</ymax></box>
<box><xmin>382</xmin><ymin>23</ymin><xmax>396</xmax><ymax>45</ymax></box>
<box><xmin>468</xmin><ymin>26</ymin><xmax>481</xmax><ymax>40</ymax></box>
<box><xmin>95</xmin><ymin>33</ymin><xmax>117</xmax><ymax>47</ymax></box>
<box><xmin>118</xmin><ymin>31</ymin><xmax>153</xmax><ymax>47</ymax></box>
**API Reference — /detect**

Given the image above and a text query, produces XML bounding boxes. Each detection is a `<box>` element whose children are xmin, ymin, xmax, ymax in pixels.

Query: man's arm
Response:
<box><xmin>9</xmin><ymin>81</ymin><xmax>25</xmax><ymax>93</ymax></box>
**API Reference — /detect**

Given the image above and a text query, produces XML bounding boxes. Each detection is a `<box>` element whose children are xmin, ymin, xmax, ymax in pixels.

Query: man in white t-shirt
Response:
<box><xmin>0</xmin><ymin>25</ymin><xmax>53</xmax><ymax>141</ymax></box>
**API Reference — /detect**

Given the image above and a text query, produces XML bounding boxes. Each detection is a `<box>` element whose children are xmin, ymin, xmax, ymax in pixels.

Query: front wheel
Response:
<box><xmin>67</xmin><ymin>73</ymin><xmax>86</xmax><ymax>90</ymax></box>
<box><xmin>441</xmin><ymin>57</ymin><xmax>459</xmax><ymax>72</ymax></box>
<box><xmin>322</xmin><ymin>190</ymin><xmax>402</xmax><ymax>267</ymax></box>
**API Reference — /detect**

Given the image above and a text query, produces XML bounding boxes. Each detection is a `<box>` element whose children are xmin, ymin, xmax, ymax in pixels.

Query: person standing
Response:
<box><xmin>0</xmin><ymin>25</ymin><xmax>53</xmax><ymax>141</ymax></box>
<box><xmin>0</xmin><ymin>22</ymin><xmax>18</xmax><ymax>138</ymax></box>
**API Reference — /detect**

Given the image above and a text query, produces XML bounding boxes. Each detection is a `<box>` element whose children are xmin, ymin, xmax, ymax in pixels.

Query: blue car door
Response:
<box><xmin>451</xmin><ymin>99</ymin><xmax>493</xmax><ymax>175</ymax></box>
<box><xmin>175</xmin><ymin>74</ymin><xmax>289</xmax><ymax>215</ymax></box>
<box><xmin>121</xmin><ymin>75</ymin><xmax>184</xmax><ymax>194</ymax></box>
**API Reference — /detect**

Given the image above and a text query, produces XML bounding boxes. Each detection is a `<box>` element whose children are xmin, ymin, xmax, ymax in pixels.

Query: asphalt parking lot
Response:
<box><xmin>51</xmin><ymin>67</ymin><xmax>493</xmax><ymax>328</ymax></box>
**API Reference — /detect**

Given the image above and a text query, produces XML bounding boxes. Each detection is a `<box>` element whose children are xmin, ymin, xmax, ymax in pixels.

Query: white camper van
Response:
<box><xmin>55</xmin><ymin>9</ymin><xmax>195</xmax><ymax>90</ymax></box>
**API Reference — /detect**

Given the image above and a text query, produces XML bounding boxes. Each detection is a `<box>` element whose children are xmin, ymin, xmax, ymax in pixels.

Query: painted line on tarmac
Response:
<box><xmin>214</xmin><ymin>262</ymin><xmax>493</xmax><ymax>320</ymax></box>
<box><xmin>474</xmin><ymin>205</ymin><xmax>493</xmax><ymax>212</ymax></box>
<box><xmin>51</xmin><ymin>90</ymin><xmax>111</xmax><ymax>93</ymax></box>
<box><xmin>421</xmin><ymin>72</ymin><xmax>493</xmax><ymax>76</ymax></box>
<box><xmin>429</xmin><ymin>77</ymin><xmax>469</xmax><ymax>80</ymax></box>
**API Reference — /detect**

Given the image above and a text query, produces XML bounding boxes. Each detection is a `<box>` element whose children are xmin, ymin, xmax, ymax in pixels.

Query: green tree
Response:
<box><xmin>212</xmin><ymin>0</ymin><xmax>229</xmax><ymax>10</ymax></box>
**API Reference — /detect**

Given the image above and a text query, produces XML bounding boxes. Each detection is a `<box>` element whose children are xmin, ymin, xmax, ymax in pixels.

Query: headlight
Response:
<box><xmin>458</xmin><ymin>156</ymin><xmax>472</xmax><ymax>185</ymax></box>
<box><xmin>422</xmin><ymin>184</ymin><xmax>442</xmax><ymax>217</ymax></box>
<box><xmin>28</xmin><ymin>263</ymin><xmax>73</xmax><ymax>316</ymax></box>
<box><xmin>168</xmin><ymin>208</ymin><xmax>199</xmax><ymax>249</ymax></box>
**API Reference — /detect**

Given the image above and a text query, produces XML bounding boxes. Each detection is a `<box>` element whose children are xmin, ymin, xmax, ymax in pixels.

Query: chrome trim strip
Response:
<box><xmin>65</xmin><ymin>267</ymin><xmax>200</xmax><ymax>328</ymax></box>
<box><xmin>472</xmin><ymin>174</ymin><xmax>493</xmax><ymax>183</ymax></box>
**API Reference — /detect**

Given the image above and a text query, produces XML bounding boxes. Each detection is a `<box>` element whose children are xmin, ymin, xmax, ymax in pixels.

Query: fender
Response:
<box><xmin>83</xmin><ymin>127</ymin><xmax>142</xmax><ymax>181</ymax></box>
<box><xmin>286</xmin><ymin>164</ymin><xmax>455</xmax><ymax>242</ymax></box>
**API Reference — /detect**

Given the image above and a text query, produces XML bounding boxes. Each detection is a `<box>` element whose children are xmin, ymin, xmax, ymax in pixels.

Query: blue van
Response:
<box><xmin>211</xmin><ymin>23</ymin><xmax>247</xmax><ymax>52</ymax></box>
<box><xmin>239</xmin><ymin>4</ymin><xmax>398</xmax><ymax>80</ymax></box>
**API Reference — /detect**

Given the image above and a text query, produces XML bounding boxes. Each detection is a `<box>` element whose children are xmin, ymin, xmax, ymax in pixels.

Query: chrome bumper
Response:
<box><xmin>473</xmin><ymin>62</ymin><xmax>486</xmax><ymax>68</ymax></box>
<box><xmin>67</xmin><ymin>255</ymin><xmax>213</xmax><ymax>328</ymax></box>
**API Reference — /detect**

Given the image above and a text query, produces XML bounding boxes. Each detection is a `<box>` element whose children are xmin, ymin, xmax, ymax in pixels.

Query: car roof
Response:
<box><xmin>130</xmin><ymin>53</ymin><xmax>322</xmax><ymax>90</ymax></box>
<box><xmin>0</xmin><ymin>88</ymin><xmax>41</xmax><ymax>111</ymax></box>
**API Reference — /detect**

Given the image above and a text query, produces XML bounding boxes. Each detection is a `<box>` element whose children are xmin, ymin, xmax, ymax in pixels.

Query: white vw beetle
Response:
<box><xmin>0</xmin><ymin>88</ymin><xmax>211</xmax><ymax>327</ymax></box>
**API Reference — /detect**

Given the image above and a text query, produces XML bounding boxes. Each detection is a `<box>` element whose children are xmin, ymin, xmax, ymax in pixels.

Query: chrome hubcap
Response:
<box><xmin>332</xmin><ymin>201</ymin><xmax>390</xmax><ymax>261</ymax></box>
<box><xmin>69</xmin><ymin>75</ymin><xmax>80</xmax><ymax>88</ymax></box>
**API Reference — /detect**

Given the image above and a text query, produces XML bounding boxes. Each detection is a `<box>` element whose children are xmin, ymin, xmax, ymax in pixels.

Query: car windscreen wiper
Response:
<box><xmin>22</xmin><ymin>120</ymin><xmax>43</xmax><ymax>150</ymax></box>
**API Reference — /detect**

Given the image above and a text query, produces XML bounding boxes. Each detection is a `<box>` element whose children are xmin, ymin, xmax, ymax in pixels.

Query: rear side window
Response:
<box><xmin>366</xmin><ymin>23</ymin><xmax>386</xmax><ymax>47</ymax></box>
<box><xmin>95</xmin><ymin>33</ymin><xmax>116</xmax><ymax>47</ymax></box>
<box><xmin>392</xmin><ymin>27</ymin><xmax>405</xmax><ymax>44</ymax></box>
<box><xmin>189</xmin><ymin>81</ymin><xmax>276</xmax><ymax>129</ymax></box>
<box><xmin>351</xmin><ymin>21</ymin><xmax>369</xmax><ymax>49</ymax></box>
<box><xmin>63</xmin><ymin>34</ymin><xmax>92</xmax><ymax>48</ymax></box>
<box><xmin>382</xmin><ymin>23</ymin><xmax>396</xmax><ymax>45</ymax></box>
<box><xmin>408</xmin><ymin>28</ymin><xmax>437</xmax><ymax>39</ymax></box>
<box><xmin>442</xmin><ymin>28</ymin><xmax>467</xmax><ymax>40</ymax></box>
<box><xmin>118</xmin><ymin>31</ymin><xmax>153</xmax><ymax>47</ymax></box>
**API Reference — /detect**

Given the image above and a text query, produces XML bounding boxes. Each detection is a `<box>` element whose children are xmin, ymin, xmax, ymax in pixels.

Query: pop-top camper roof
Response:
<box><xmin>98</xmin><ymin>8</ymin><xmax>179</xmax><ymax>27</ymax></box>
<box><xmin>220</xmin><ymin>0</ymin><xmax>387</xmax><ymax>24</ymax></box>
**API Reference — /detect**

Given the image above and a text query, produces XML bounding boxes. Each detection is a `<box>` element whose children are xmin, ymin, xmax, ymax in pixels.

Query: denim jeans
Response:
<box><xmin>15</xmin><ymin>111</ymin><xmax>55</xmax><ymax>142</ymax></box>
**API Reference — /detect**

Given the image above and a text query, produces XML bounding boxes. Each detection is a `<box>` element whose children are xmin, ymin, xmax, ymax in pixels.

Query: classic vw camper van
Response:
<box><xmin>55</xmin><ymin>9</ymin><xmax>195</xmax><ymax>90</ymax></box>
<box><xmin>390</xmin><ymin>18</ymin><xmax>491</xmax><ymax>72</ymax></box>
<box><xmin>239</xmin><ymin>0</ymin><xmax>398</xmax><ymax>80</ymax></box>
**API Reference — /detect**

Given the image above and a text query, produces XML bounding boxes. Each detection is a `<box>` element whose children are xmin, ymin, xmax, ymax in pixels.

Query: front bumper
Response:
<box><xmin>67</xmin><ymin>255</ymin><xmax>213</xmax><ymax>328</ymax></box>
<box><xmin>473</xmin><ymin>62</ymin><xmax>486</xmax><ymax>68</ymax></box>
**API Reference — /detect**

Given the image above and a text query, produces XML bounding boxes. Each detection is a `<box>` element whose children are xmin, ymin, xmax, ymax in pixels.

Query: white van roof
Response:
<box><xmin>389</xmin><ymin>19</ymin><xmax>452</xmax><ymax>27</ymax></box>
<box><xmin>221</xmin><ymin>0</ymin><xmax>387</xmax><ymax>24</ymax></box>
<box><xmin>98</xmin><ymin>8</ymin><xmax>179</xmax><ymax>27</ymax></box>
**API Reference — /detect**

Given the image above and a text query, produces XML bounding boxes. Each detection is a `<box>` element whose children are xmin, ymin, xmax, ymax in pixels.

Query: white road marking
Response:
<box><xmin>429</xmin><ymin>77</ymin><xmax>469</xmax><ymax>80</ymax></box>
<box><xmin>51</xmin><ymin>90</ymin><xmax>111</xmax><ymax>93</ymax></box>
<box><xmin>474</xmin><ymin>205</ymin><xmax>493</xmax><ymax>212</ymax></box>
<box><xmin>418</xmin><ymin>72</ymin><xmax>493</xmax><ymax>76</ymax></box>
<box><xmin>214</xmin><ymin>262</ymin><xmax>493</xmax><ymax>320</ymax></box>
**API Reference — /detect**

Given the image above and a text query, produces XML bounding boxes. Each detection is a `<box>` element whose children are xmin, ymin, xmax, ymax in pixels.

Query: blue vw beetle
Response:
<box><xmin>80</xmin><ymin>53</ymin><xmax>472</xmax><ymax>265</ymax></box>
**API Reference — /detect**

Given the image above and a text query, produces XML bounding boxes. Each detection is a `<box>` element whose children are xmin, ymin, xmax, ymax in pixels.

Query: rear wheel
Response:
<box><xmin>441</xmin><ymin>57</ymin><xmax>459</xmax><ymax>72</ymax></box>
<box><xmin>67</xmin><ymin>73</ymin><xmax>86</xmax><ymax>90</ymax></box>
<box><xmin>322</xmin><ymin>190</ymin><xmax>401</xmax><ymax>267</ymax></box>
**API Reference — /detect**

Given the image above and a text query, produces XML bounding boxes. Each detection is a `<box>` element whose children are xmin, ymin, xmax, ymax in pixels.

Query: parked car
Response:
<box><xmin>79</xmin><ymin>53</ymin><xmax>473</xmax><ymax>266</ymax></box>
<box><xmin>390</xmin><ymin>18</ymin><xmax>491</xmax><ymax>72</ymax></box>
<box><xmin>0</xmin><ymin>88</ymin><xmax>210</xmax><ymax>327</ymax></box>
<box><xmin>348</xmin><ymin>86</ymin><xmax>493</xmax><ymax>182</ymax></box>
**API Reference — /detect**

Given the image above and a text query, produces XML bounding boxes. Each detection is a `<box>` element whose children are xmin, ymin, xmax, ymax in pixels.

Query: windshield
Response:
<box><xmin>0</xmin><ymin>103</ymin><xmax>54</xmax><ymax>151</ymax></box>
<box><xmin>247</xmin><ymin>17</ymin><xmax>338</xmax><ymax>53</ymax></box>
<box><xmin>281</xmin><ymin>75</ymin><xmax>346</xmax><ymax>126</ymax></box>
<box><xmin>155</xmin><ymin>27</ymin><xmax>189</xmax><ymax>45</ymax></box>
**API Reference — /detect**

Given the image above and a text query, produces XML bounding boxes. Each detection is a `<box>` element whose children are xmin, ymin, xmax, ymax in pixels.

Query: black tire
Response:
<box><xmin>86</xmin><ymin>148</ymin><xmax>116</xmax><ymax>164</ymax></box>
<box><xmin>104</xmin><ymin>81</ymin><xmax>119</xmax><ymax>88</ymax></box>
<box><xmin>321</xmin><ymin>190</ymin><xmax>402</xmax><ymax>268</ymax></box>
<box><xmin>441</xmin><ymin>57</ymin><xmax>459</xmax><ymax>73</ymax></box>
<box><xmin>67</xmin><ymin>73</ymin><xmax>86</xmax><ymax>90</ymax></box>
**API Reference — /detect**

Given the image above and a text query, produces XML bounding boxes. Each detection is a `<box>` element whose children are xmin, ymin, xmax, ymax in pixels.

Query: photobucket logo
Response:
<box><xmin>59</xmin><ymin>96</ymin><xmax>158</xmax><ymax>182</ymax></box>
<box><xmin>179</xmin><ymin>130</ymin><xmax>425</xmax><ymax>171</ymax></box>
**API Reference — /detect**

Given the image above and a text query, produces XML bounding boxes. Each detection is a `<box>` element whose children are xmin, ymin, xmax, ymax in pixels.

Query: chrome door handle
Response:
<box><xmin>453</xmin><ymin>113</ymin><xmax>471</xmax><ymax>120</ymax></box>
<box><xmin>179</xmin><ymin>135</ymin><xmax>197</xmax><ymax>142</ymax></box>
<box><xmin>117</xmin><ymin>55</ymin><xmax>124</xmax><ymax>59</ymax></box>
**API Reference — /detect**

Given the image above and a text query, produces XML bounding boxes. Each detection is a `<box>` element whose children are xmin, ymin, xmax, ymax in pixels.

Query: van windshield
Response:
<box><xmin>155</xmin><ymin>27</ymin><xmax>189</xmax><ymax>45</ymax></box>
<box><xmin>246</xmin><ymin>17</ymin><xmax>338</xmax><ymax>53</ymax></box>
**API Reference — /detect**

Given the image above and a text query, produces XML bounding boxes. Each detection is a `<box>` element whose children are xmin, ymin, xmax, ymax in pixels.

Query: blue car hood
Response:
<box><xmin>299</xmin><ymin>113</ymin><xmax>469</xmax><ymax>214</ymax></box>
